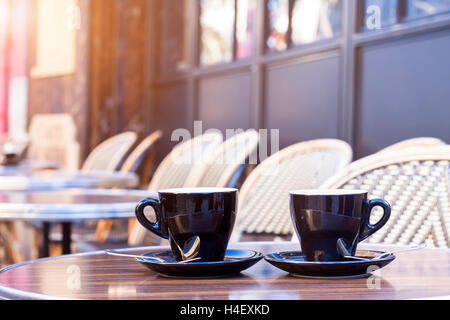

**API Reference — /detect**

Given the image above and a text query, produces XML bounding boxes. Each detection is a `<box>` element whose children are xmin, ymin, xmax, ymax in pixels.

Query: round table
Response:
<box><xmin>0</xmin><ymin>189</ymin><xmax>154</xmax><ymax>257</ymax></box>
<box><xmin>0</xmin><ymin>241</ymin><xmax>448</xmax><ymax>300</ymax></box>
<box><xmin>0</xmin><ymin>170</ymin><xmax>139</xmax><ymax>191</ymax></box>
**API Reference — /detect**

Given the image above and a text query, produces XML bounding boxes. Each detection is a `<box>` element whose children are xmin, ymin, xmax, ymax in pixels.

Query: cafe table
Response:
<box><xmin>0</xmin><ymin>159</ymin><xmax>59</xmax><ymax>172</ymax></box>
<box><xmin>0</xmin><ymin>241</ymin><xmax>448</xmax><ymax>300</ymax></box>
<box><xmin>0</xmin><ymin>170</ymin><xmax>139</xmax><ymax>191</ymax></box>
<box><xmin>0</xmin><ymin>189</ymin><xmax>154</xmax><ymax>257</ymax></box>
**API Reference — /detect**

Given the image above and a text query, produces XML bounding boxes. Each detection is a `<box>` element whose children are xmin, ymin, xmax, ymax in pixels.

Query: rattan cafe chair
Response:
<box><xmin>120</xmin><ymin>130</ymin><xmax>163</xmax><ymax>176</ymax></box>
<box><xmin>184</xmin><ymin>129</ymin><xmax>260</xmax><ymax>188</ymax></box>
<box><xmin>318</xmin><ymin>146</ymin><xmax>450</xmax><ymax>248</ymax></box>
<box><xmin>81</xmin><ymin>132</ymin><xmax>138</xmax><ymax>172</ymax></box>
<box><xmin>230</xmin><ymin>139</ymin><xmax>353</xmax><ymax>242</ymax></box>
<box><xmin>65</xmin><ymin>132</ymin><xmax>136</xmax><ymax>246</ymax></box>
<box><xmin>94</xmin><ymin>130</ymin><xmax>163</xmax><ymax>242</ymax></box>
<box><xmin>128</xmin><ymin>132</ymin><xmax>224</xmax><ymax>246</ymax></box>
<box><xmin>347</xmin><ymin>140</ymin><xmax>448</xmax><ymax>175</ymax></box>
<box><xmin>378</xmin><ymin>137</ymin><xmax>446</xmax><ymax>154</ymax></box>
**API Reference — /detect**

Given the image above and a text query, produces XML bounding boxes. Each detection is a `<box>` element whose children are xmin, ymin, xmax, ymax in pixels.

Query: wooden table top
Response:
<box><xmin>0</xmin><ymin>241</ymin><xmax>449</xmax><ymax>300</ymax></box>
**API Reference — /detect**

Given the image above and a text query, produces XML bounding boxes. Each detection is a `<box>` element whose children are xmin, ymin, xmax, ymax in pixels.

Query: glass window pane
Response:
<box><xmin>406</xmin><ymin>0</ymin><xmax>450</xmax><ymax>20</ymax></box>
<box><xmin>200</xmin><ymin>0</ymin><xmax>236</xmax><ymax>66</ymax></box>
<box><xmin>362</xmin><ymin>0</ymin><xmax>399</xmax><ymax>31</ymax></box>
<box><xmin>266</xmin><ymin>0</ymin><xmax>289</xmax><ymax>52</ymax></box>
<box><xmin>291</xmin><ymin>0</ymin><xmax>342</xmax><ymax>45</ymax></box>
<box><xmin>236</xmin><ymin>0</ymin><xmax>257</xmax><ymax>59</ymax></box>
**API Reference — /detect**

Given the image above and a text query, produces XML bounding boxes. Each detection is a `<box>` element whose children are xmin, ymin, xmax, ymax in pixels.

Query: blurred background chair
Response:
<box><xmin>319</xmin><ymin>146</ymin><xmax>450</xmax><ymax>248</ymax></box>
<box><xmin>120</xmin><ymin>130</ymin><xmax>163</xmax><ymax>179</ymax></box>
<box><xmin>27</xmin><ymin>114</ymin><xmax>80</xmax><ymax>171</ymax></box>
<box><xmin>184</xmin><ymin>129</ymin><xmax>259</xmax><ymax>188</ymax></box>
<box><xmin>143</xmin><ymin>132</ymin><xmax>224</xmax><ymax>191</ymax></box>
<box><xmin>72</xmin><ymin>132</ymin><xmax>224</xmax><ymax>252</ymax></box>
<box><xmin>230</xmin><ymin>139</ymin><xmax>353</xmax><ymax>242</ymax></box>
<box><xmin>81</xmin><ymin>131</ymin><xmax>138</xmax><ymax>172</ymax></box>
<box><xmin>127</xmin><ymin>131</ymin><xmax>225</xmax><ymax>247</ymax></box>
<box><xmin>94</xmin><ymin>130</ymin><xmax>163</xmax><ymax>242</ymax></box>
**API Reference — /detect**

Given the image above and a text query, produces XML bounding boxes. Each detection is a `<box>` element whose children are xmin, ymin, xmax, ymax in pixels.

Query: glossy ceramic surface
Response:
<box><xmin>137</xmin><ymin>248</ymin><xmax>263</xmax><ymax>278</ymax></box>
<box><xmin>290</xmin><ymin>189</ymin><xmax>391</xmax><ymax>261</ymax></box>
<box><xmin>264</xmin><ymin>249</ymin><xmax>396</xmax><ymax>279</ymax></box>
<box><xmin>136</xmin><ymin>188</ymin><xmax>238</xmax><ymax>262</ymax></box>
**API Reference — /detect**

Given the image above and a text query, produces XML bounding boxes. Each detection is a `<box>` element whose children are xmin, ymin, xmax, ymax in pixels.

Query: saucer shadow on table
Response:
<box><xmin>137</xmin><ymin>249</ymin><xmax>263</xmax><ymax>278</ymax></box>
<box><xmin>264</xmin><ymin>250</ymin><xmax>396</xmax><ymax>279</ymax></box>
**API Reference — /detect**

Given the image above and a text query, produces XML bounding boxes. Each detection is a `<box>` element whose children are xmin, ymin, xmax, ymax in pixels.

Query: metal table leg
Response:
<box><xmin>41</xmin><ymin>222</ymin><xmax>50</xmax><ymax>258</ymax></box>
<box><xmin>61</xmin><ymin>222</ymin><xmax>72</xmax><ymax>255</ymax></box>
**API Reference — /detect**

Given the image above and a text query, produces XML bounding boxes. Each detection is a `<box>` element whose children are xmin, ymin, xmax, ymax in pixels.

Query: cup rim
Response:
<box><xmin>158</xmin><ymin>187</ymin><xmax>238</xmax><ymax>194</ymax></box>
<box><xmin>290</xmin><ymin>189</ymin><xmax>368</xmax><ymax>196</ymax></box>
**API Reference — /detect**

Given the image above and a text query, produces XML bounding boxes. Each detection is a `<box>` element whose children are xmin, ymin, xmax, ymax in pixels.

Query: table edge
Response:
<box><xmin>0</xmin><ymin>242</ymin><xmax>265</xmax><ymax>300</ymax></box>
<box><xmin>0</xmin><ymin>245</ymin><xmax>166</xmax><ymax>300</ymax></box>
<box><xmin>0</xmin><ymin>172</ymin><xmax>140</xmax><ymax>190</ymax></box>
<box><xmin>0</xmin><ymin>242</ymin><xmax>449</xmax><ymax>300</ymax></box>
<box><xmin>0</xmin><ymin>189</ymin><xmax>156</xmax><ymax>221</ymax></box>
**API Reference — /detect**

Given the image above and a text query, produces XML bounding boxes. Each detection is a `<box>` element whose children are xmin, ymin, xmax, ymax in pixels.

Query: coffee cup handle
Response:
<box><xmin>135</xmin><ymin>198</ymin><xmax>168</xmax><ymax>239</ymax></box>
<box><xmin>359</xmin><ymin>199</ymin><xmax>391</xmax><ymax>241</ymax></box>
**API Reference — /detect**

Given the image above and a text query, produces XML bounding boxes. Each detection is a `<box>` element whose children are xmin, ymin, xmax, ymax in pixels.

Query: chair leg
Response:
<box><xmin>128</xmin><ymin>220</ymin><xmax>162</xmax><ymax>246</ymax></box>
<box><xmin>32</xmin><ymin>228</ymin><xmax>41</xmax><ymax>260</ymax></box>
<box><xmin>49</xmin><ymin>243</ymin><xmax>62</xmax><ymax>257</ymax></box>
<box><xmin>0</xmin><ymin>222</ymin><xmax>25</xmax><ymax>263</ymax></box>
<box><xmin>141</xmin><ymin>151</ymin><xmax>157</xmax><ymax>188</ymax></box>
<box><xmin>128</xmin><ymin>221</ymin><xmax>144</xmax><ymax>246</ymax></box>
<box><xmin>128</xmin><ymin>218</ymin><xmax>137</xmax><ymax>236</ymax></box>
<box><xmin>95</xmin><ymin>220</ymin><xmax>114</xmax><ymax>242</ymax></box>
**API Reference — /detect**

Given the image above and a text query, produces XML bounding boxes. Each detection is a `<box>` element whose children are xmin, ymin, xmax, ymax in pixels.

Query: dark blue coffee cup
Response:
<box><xmin>135</xmin><ymin>187</ymin><xmax>238</xmax><ymax>262</ymax></box>
<box><xmin>290</xmin><ymin>189</ymin><xmax>391</xmax><ymax>262</ymax></box>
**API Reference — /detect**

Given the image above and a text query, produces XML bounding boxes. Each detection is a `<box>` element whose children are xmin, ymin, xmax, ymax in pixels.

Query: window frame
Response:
<box><xmin>199</xmin><ymin>0</ymin><xmax>256</xmax><ymax>67</ymax></box>
<box><xmin>198</xmin><ymin>0</ymin><xmax>345</xmax><ymax>68</ymax></box>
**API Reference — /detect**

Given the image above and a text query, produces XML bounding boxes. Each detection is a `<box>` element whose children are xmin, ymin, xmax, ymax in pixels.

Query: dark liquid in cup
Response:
<box><xmin>292</xmin><ymin>210</ymin><xmax>361</xmax><ymax>261</ymax></box>
<box><xmin>167</xmin><ymin>211</ymin><xmax>235</xmax><ymax>262</ymax></box>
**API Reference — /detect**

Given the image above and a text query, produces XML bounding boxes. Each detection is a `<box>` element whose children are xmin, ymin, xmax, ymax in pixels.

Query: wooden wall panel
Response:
<box><xmin>198</xmin><ymin>72</ymin><xmax>253</xmax><ymax>133</ymax></box>
<box><xmin>27</xmin><ymin>0</ymin><xmax>152</xmax><ymax>162</ymax></box>
<box><xmin>355</xmin><ymin>29</ymin><xmax>450</xmax><ymax>157</ymax></box>
<box><xmin>156</xmin><ymin>0</ymin><xmax>190</xmax><ymax>78</ymax></box>
<box><xmin>265</xmin><ymin>53</ymin><xmax>341</xmax><ymax>148</ymax></box>
<box><xmin>89</xmin><ymin>0</ymin><xmax>119</xmax><ymax>150</ymax></box>
<box><xmin>116</xmin><ymin>0</ymin><xmax>150</xmax><ymax>136</ymax></box>
<box><xmin>89</xmin><ymin>0</ymin><xmax>151</xmax><ymax>154</ymax></box>
<box><xmin>27</xmin><ymin>0</ymin><xmax>90</xmax><ymax>159</ymax></box>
